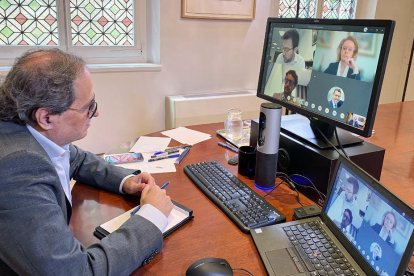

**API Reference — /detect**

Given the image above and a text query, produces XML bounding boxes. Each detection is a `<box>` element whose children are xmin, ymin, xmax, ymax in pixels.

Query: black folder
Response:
<box><xmin>94</xmin><ymin>201</ymin><xmax>193</xmax><ymax>239</ymax></box>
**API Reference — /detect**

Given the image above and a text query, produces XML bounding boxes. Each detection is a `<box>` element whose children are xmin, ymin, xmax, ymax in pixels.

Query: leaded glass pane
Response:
<box><xmin>322</xmin><ymin>0</ymin><xmax>356</xmax><ymax>19</ymax></box>
<box><xmin>278</xmin><ymin>0</ymin><xmax>298</xmax><ymax>18</ymax></box>
<box><xmin>278</xmin><ymin>0</ymin><xmax>317</xmax><ymax>18</ymax></box>
<box><xmin>0</xmin><ymin>0</ymin><xmax>58</xmax><ymax>46</ymax></box>
<box><xmin>298</xmin><ymin>0</ymin><xmax>317</xmax><ymax>18</ymax></box>
<box><xmin>70</xmin><ymin>0</ymin><xmax>134</xmax><ymax>46</ymax></box>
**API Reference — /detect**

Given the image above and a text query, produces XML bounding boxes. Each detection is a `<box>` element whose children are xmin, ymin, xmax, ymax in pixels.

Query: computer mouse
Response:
<box><xmin>186</xmin><ymin>257</ymin><xmax>233</xmax><ymax>276</ymax></box>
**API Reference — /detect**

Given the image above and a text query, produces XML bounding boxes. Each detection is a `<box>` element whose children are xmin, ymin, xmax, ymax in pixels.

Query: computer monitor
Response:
<box><xmin>256</xmin><ymin>18</ymin><xmax>395</xmax><ymax>149</ymax></box>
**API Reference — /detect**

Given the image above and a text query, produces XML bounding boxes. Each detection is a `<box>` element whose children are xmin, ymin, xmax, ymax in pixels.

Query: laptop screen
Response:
<box><xmin>324</xmin><ymin>158</ymin><xmax>414</xmax><ymax>275</ymax></box>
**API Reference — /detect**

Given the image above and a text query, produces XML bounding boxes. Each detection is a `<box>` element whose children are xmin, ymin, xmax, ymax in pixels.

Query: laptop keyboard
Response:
<box><xmin>283</xmin><ymin>221</ymin><xmax>360</xmax><ymax>276</ymax></box>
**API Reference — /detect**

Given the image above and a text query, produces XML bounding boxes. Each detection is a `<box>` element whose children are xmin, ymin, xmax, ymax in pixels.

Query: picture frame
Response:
<box><xmin>317</xmin><ymin>30</ymin><xmax>332</xmax><ymax>48</ymax></box>
<box><xmin>181</xmin><ymin>0</ymin><xmax>256</xmax><ymax>20</ymax></box>
<box><xmin>352</xmin><ymin>32</ymin><xmax>378</xmax><ymax>56</ymax></box>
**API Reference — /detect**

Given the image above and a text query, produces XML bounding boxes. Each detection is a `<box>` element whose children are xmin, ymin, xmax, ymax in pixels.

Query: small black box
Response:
<box><xmin>294</xmin><ymin>205</ymin><xmax>322</xmax><ymax>220</ymax></box>
<box><xmin>250</xmin><ymin>118</ymin><xmax>385</xmax><ymax>205</ymax></box>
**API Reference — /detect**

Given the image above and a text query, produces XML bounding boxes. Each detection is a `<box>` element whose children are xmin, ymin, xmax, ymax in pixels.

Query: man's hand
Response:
<box><xmin>122</xmin><ymin>172</ymin><xmax>155</xmax><ymax>195</ymax></box>
<box><xmin>140</xmin><ymin>184</ymin><xmax>173</xmax><ymax>217</ymax></box>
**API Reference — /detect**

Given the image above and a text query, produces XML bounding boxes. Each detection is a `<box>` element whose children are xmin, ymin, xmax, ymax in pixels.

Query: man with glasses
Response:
<box><xmin>0</xmin><ymin>49</ymin><xmax>173</xmax><ymax>275</ymax></box>
<box><xmin>275</xmin><ymin>29</ymin><xmax>305</xmax><ymax>69</ymax></box>
<box><xmin>273</xmin><ymin>70</ymin><xmax>299</xmax><ymax>103</ymax></box>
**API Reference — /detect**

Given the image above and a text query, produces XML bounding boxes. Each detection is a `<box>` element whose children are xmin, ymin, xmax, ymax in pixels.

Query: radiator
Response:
<box><xmin>165</xmin><ymin>90</ymin><xmax>266</xmax><ymax>129</ymax></box>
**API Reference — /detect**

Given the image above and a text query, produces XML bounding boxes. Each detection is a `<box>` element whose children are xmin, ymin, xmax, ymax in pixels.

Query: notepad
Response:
<box><xmin>94</xmin><ymin>201</ymin><xmax>193</xmax><ymax>239</ymax></box>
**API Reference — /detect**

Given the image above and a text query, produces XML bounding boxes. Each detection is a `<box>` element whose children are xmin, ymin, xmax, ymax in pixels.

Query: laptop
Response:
<box><xmin>250</xmin><ymin>155</ymin><xmax>414</xmax><ymax>276</ymax></box>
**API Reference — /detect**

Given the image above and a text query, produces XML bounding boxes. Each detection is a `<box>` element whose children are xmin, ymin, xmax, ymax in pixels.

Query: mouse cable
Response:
<box><xmin>231</xmin><ymin>267</ymin><xmax>254</xmax><ymax>275</ymax></box>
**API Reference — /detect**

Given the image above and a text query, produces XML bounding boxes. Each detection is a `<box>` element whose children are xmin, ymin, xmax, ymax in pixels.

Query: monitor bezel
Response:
<box><xmin>256</xmin><ymin>18</ymin><xmax>395</xmax><ymax>138</ymax></box>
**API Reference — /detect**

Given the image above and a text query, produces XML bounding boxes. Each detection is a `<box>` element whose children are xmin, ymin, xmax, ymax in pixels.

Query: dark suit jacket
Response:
<box><xmin>0</xmin><ymin>121</ymin><xmax>163</xmax><ymax>275</ymax></box>
<box><xmin>372</xmin><ymin>223</ymin><xmax>394</xmax><ymax>247</ymax></box>
<box><xmin>329</xmin><ymin>99</ymin><xmax>344</xmax><ymax>108</ymax></box>
<box><xmin>324</xmin><ymin>62</ymin><xmax>361</xmax><ymax>80</ymax></box>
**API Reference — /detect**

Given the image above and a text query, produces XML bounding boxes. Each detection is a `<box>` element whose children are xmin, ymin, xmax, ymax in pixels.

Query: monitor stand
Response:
<box><xmin>281</xmin><ymin>114</ymin><xmax>363</xmax><ymax>149</ymax></box>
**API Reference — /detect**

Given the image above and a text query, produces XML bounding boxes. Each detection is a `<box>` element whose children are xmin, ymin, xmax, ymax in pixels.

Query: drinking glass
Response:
<box><xmin>224</xmin><ymin>108</ymin><xmax>243</xmax><ymax>141</ymax></box>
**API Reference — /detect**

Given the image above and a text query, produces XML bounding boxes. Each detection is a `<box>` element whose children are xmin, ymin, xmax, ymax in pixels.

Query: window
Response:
<box><xmin>278</xmin><ymin>0</ymin><xmax>357</xmax><ymax>19</ymax></box>
<box><xmin>0</xmin><ymin>0</ymin><xmax>148</xmax><ymax>65</ymax></box>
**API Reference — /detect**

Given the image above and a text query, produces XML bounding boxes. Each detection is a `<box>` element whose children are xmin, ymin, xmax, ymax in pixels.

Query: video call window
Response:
<box><xmin>261</xmin><ymin>22</ymin><xmax>387</xmax><ymax>134</ymax></box>
<box><xmin>325</xmin><ymin>165</ymin><xmax>414</xmax><ymax>276</ymax></box>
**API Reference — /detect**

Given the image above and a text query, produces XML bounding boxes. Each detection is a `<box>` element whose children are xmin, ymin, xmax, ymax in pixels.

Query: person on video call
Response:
<box><xmin>370</xmin><ymin>242</ymin><xmax>382</xmax><ymax>261</ymax></box>
<box><xmin>273</xmin><ymin>70</ymin><xmax>298</xmax><ymax>102</ymax></box>
<box><xmin>324</xmin><ymin>36</ymin><xmax>361</xmax><ymax>80</ymax></box>
<box><xmin>329</xmin><ymin>88</ymin><xmax>344</xmax><ymax>108</ymax></box>
<box><xmin>348</xmin><ymin>114</ymin><xmax>360</xmax><ymax>128</ymax></box>
<box><xmin>338</xmin><ymin>208</ymin><xmax>358</xmax><ymax>240</ymax></box>
<box><xmin>275</xmin><ymin>29</ymin><xmax>306</xmax><ymax>69</ymax></box>
<box><xmin>0</xmin><ymin>49</ymin><xmax>173</xmax><ymax>275</ymax></box>
<box><xmin>372</xmin><ymin>211</ymin><xmax>397</xmax><ymax>247</ymax></box>
<box><xmin>328</xmin><ymin>176</ymin><xmax>362</xmax><ymax>228</ymax></box>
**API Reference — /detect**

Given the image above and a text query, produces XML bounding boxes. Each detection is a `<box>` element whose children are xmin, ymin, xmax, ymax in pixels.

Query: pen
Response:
<box><xmin>160</xmin><ymin>181</ymin><xmax>170</xmax><ymax>189</ymax></box>
<box><xmin>148</xmin><ymin>153</ymin><xmax>180</xmax><ymax>162</ymax></box>
<box><xmin>218</xmin><ymin>141</ymin><xmax>239</xmax><ymax>153</ymax></box>
<box><xmin>165</xmin><ymin>144</ymin><xmax>192</xmax><ymax>152</ymax></box>
<box><xmin>131</xmin><ymin>181</ymin><xmax>170</xmax><ymax>216</ymax></box>
<box><xmin>151</xmin><ymin>150</ymin><xmax>179</xmax><ymax>158</ymax></box>
<box><xmin>175</xmin><ymin>147</ymin><xmax>190</xmax><ymax>164</ymax></box>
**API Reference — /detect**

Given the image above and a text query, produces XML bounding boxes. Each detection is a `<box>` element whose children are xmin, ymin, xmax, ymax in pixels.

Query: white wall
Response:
<box><xmin>374</xmin><ymin>0</ymin><xmax>414</xmax><ymax>103</ymax></box>
<box><xmin>75</xmin><ymin>1</ymin><xmax>273</xmax><ymax>153</ymax></box>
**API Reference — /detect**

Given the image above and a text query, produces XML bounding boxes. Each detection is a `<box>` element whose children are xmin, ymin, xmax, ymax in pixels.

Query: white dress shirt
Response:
<box><xmin>27</xmin><ymin>125</ymin><xmax>168</xmax><ymax>232</ymax></box>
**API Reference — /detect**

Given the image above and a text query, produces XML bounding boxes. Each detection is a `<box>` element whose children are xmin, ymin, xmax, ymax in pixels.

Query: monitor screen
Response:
<box><xmin>324</xmin><ymin>157</ymin><xmax>414</xmax><ymax>275</ymax></box>
<box><xmin>256</xmin><ymin>18</ymin><xmax>395</xmax><ymax>145</ymax></box>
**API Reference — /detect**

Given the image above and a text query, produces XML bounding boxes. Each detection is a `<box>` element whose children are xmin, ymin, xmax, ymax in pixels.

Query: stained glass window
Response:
<box><xmin>277</xmin><ymin>0</ymin><xmax>356</xmax><ymax>19</ymax></box>
<box><xmin>70</xmin><ymin>0</ymin><xmax>134</xmax><ymax>46</ymax></box>
<box><xmin>322</xmin><ymin>0</ymin><xmax>357</xmax><ymax>19</ymax></box>
<box><xmin>0</xmin><ymin>0</ymin><xmax>59</xmax><ymax>46</ymax></box>
<box><xmin>278</xmin><ymin>0</ymin><xmax>317</xmax><ymax>18</ymax></box>
<box><xmin>0</xmin><ymin>0</ymin><xmax>135</xmax><ymax>47</ymax></box>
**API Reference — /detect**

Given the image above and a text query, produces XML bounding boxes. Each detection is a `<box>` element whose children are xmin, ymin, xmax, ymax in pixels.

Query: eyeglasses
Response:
<box><xmin>284</xmin><ymin>78</ymin><xmax>295</xmax><ymax>85</ymax></box>
<box><xmin>341</xmin><ymin>46</ymin><xmax>355</xmax><ymax>52</ymax></box>
<box><xmin>282</xmin><ymin>47</ymin><xmax>293</xmax><ymax>53</ymax></box>
<box><xmin>68</xmin><ymin>99</ymin><xmax>98</xmax><ymax>119</ymax></box>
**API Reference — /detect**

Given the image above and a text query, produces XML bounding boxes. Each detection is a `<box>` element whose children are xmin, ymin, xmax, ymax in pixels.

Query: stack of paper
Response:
<box><xmin>111</xmin><ymin>127</ymin><xmax>211</xmax><ymax>174</ymax></box>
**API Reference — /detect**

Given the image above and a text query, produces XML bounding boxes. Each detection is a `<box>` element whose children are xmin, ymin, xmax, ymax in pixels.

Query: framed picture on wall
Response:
<box><xmin>352</xmin><ymin>32</ymin><xmax>378</xmax><ymax>56</ymax></box>
<box><xmin>181</xmin><ymin>0</ymin><xmax>256</xmax><ymax>20</ymax></box>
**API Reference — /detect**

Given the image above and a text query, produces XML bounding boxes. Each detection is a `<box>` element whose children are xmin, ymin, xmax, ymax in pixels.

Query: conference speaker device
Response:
<box><xmin>254</xmin><ymin>103</ymin><xmax>282</xmax><ymax>190</ymax></box>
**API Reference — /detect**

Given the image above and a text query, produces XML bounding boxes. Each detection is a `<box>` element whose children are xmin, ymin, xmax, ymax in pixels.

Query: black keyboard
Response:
<box><xmin>283</xmin><ymin>221</ymin><xmax>359</xmax><ymax>275</ymax></box>
<box><xmin>184</xmin><ymin>160</ymin><xmax>285</xmax><ymax>233</ymax></box>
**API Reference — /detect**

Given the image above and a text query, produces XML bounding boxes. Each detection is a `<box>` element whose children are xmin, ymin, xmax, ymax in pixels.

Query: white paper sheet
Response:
<box><xmin>161</xmin><ymin>127</ymin><xmax>211</xmax><ymax>145</ymax></box>
<box><xmin>129</xmin><ymin>136</ymin><xmax>171</xmax><ymax>153</ymax></box>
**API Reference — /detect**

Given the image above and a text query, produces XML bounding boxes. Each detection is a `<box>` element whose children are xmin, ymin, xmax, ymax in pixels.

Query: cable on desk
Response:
<box><xmin>276</xmin><ymin>172</ymin><xmax>326</xmax><ymax>207</ymax></box>
<box><xmin>232</xmin><ymin>267</ymin><xmax>254</xmax><ymax>275</ymax></box>
<box><xmin>261</xmin><ymin>174</ymin><xmax>304</xmax><ymax>206</ymax></box>
<box><xmin>263</xmin><ymin>178</ymin><xmax>283</xmax><ymax>198</ymax></box>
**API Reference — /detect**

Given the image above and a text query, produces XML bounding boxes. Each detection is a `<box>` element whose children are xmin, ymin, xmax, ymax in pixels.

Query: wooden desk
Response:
<box><xmin>70</xmin><ymin>101</ymin><xmax>414</xmax><ymax>275</ymax></box>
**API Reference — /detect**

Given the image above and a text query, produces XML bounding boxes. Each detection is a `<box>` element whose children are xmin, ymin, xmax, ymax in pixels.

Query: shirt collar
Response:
<box><xmin>26</xmin><ymin>125</ymin><xmax>69</xmax><ymax>159</ymax></box>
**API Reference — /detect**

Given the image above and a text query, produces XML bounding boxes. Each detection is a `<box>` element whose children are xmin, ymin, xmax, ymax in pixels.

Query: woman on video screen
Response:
<box><xmin>324</xmin><ymin>36</ymin><xmax>360</xmax><ymax>80</ymax></box>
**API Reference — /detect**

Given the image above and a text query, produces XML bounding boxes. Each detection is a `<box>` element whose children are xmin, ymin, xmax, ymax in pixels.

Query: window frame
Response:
<box><xmin>0</xmin><ymin>0</ymin><xmax>148</xmax><ymax>66</ymax></box>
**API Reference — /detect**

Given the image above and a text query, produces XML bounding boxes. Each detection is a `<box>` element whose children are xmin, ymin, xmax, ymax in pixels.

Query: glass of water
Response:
<box><xmin>225</xmin><ymin>108</ymin><xmax>243</xmax><ymax>141</ymax></box>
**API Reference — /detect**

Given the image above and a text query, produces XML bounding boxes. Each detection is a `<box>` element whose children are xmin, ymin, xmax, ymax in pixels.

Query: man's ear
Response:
<box><xmin>34</xmin><ymin>108</ymin><xmax>54</xmax><ymax>130</ymax></box>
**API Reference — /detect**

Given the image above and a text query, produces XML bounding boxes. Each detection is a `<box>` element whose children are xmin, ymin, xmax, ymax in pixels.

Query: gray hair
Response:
<box><xmin>0</xmin><ymin>48</ymin><xmax>86</xmax><ymax>125</ymax></box>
